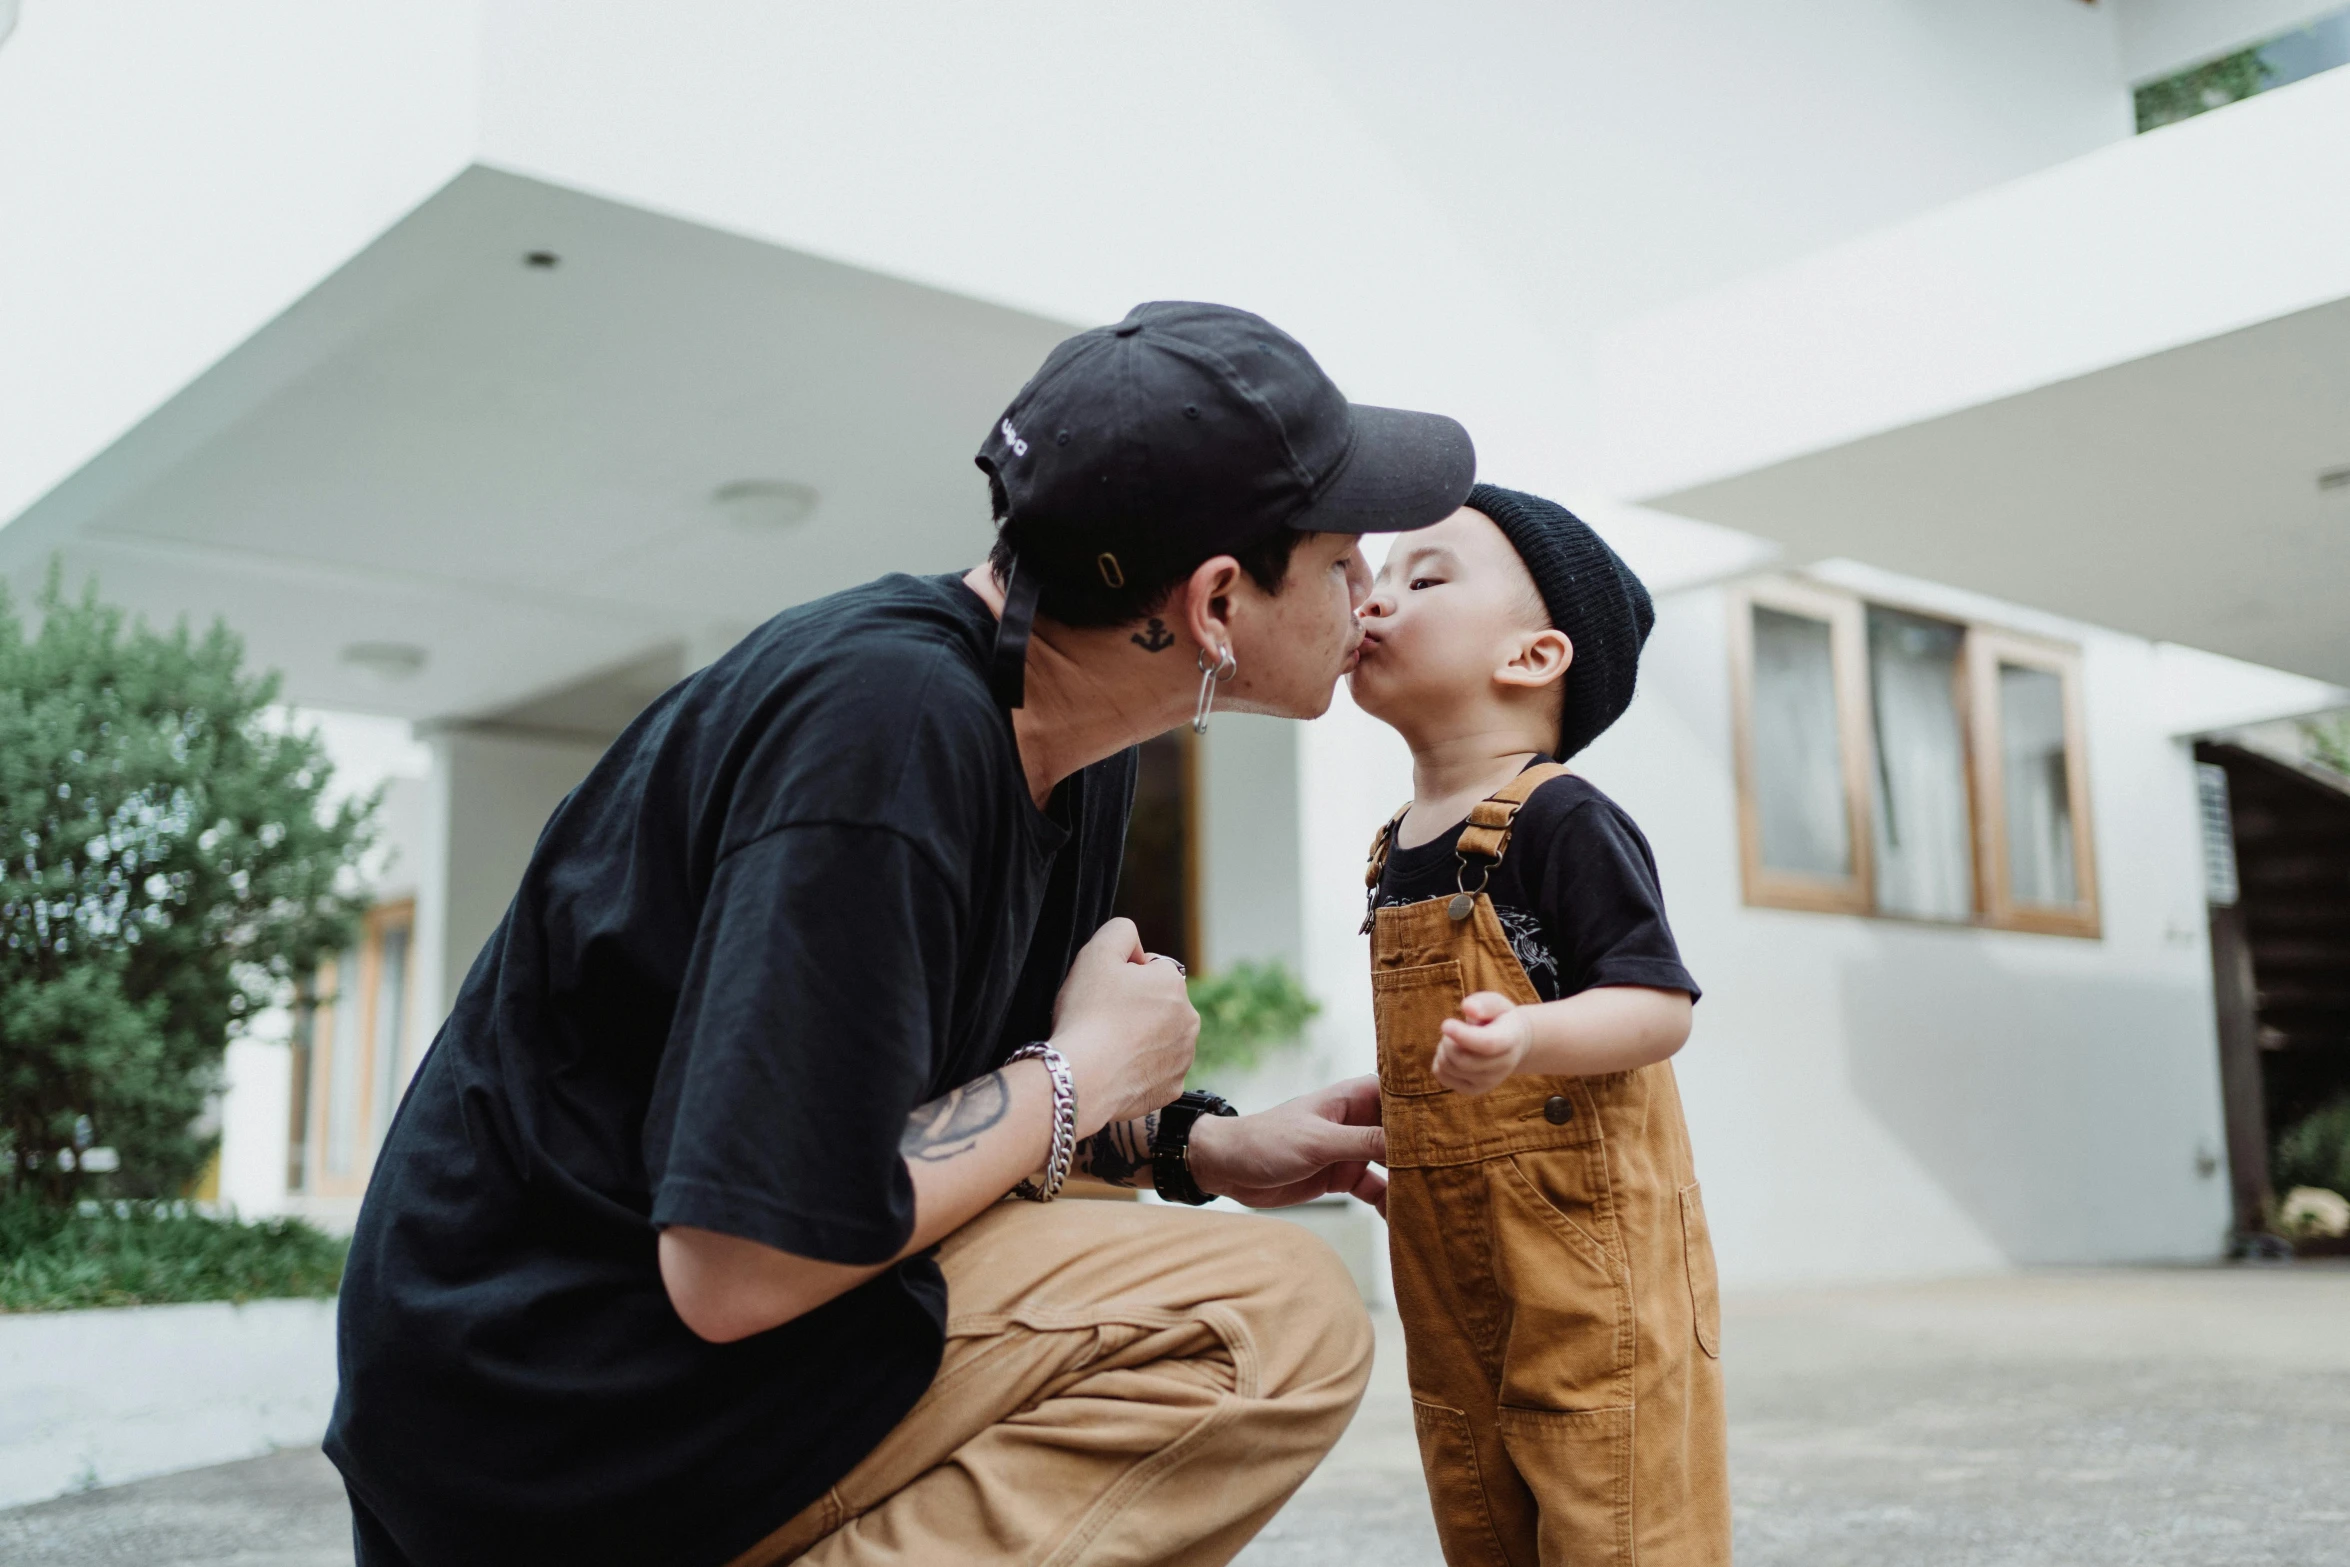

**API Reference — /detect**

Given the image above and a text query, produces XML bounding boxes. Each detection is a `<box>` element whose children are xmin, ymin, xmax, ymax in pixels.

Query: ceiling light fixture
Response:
<box><xmin>710</xmin><ymin>479</ymin><xmax>820</xmax><ymax>529</ymax></box>
<box><xmin>525</xmin><ymin>250</ymin><xmax>560</xmax><ymax>269</ymax></box>
<box><xmin>2318</xmin><ymin>466</ymin><xmax>2350</xmax><ymax>493</ymax></box>
<box><xmin>341</xmin><ymin>641</ymin><xmax>429</xmax><ymax>681</ymax></box>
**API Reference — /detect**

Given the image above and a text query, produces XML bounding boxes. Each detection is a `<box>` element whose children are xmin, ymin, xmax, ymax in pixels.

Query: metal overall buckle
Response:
<box><xmin>1449</xmin><ymin>856</ymin><xmax>1492</xmax><ymax>921</ymax></box>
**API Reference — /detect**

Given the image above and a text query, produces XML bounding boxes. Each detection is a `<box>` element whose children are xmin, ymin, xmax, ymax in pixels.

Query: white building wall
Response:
<box><xmin>1289</xmin><ymin>559</ymin><xmax>2284</xmax><ymax>1285</ymax></box>
<box><xmin>1595</xmin><ymin>62</ymin><xmax>2350</xmax><ymax>503</ymax></box>
<box><xmin>215</xmin><ymin>1033</ymin><xmax>295</xmax><ymax>1219</ymax></box>
<box><xmin>468</xmin><ymin>0</ymin><xmax>2138</xmax><ymax>502</ymax></box>
<box><xmin>1626</xmin><ymin>575</ymin><xmax>2241</xmax><ymax>1282</ymax></box>
<box><xmin>413</xmin><ymin>727</ymin><xmax>609</xmax><ymax>1073</ymax></box>
<box><xmin>1197</xmin><ymin>714</ymin><xmax>1305</xmax><ymax>975</ymax></box>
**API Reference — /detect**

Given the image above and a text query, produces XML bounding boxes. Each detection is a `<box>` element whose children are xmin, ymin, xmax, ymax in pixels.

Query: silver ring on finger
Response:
<box><xmin>1147</xmin><ymin>953</ymin><xmax>1187</xmax><ymax>977</ymax></box>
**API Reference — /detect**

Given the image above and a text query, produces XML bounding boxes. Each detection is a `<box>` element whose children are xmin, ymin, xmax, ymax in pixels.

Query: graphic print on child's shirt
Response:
<box><xmin>1372</xmin><ymin>766</ymin><xmax>1700</xmax><ymax>1005</ymax></box>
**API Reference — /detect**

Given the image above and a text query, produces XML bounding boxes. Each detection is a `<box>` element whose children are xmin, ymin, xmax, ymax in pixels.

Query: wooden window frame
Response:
<box><xmin>302</xmin><ymin>899</ymin><xmax>417</xmax><ymax>1197</ymax></box>
<box><xmin>1967</xmin><ymin>630</ymin><xmax>2101</xmax><ymax>938</ymax></box>
<box><xmin>1729</xmin><ymin>577</ymin><xmax>2101</xmax><ymax>939</ymax></box>
<box><xmin>1727</xmin><ymin>578</ymin><xmax>1876</xmax><ymax>916</ymax></box>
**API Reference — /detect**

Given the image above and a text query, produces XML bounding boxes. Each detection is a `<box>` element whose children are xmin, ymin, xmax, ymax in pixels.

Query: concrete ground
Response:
<box><xmin>5</xmin><ymin>1265</ymin><xmax>2346</xmax><ymax>1566</ymax></box>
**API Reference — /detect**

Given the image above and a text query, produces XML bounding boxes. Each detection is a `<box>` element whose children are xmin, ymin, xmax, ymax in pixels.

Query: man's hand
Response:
<box><xmin>1190</xmin><ymin>1075</ymin><xmax>1388</xmax><ymax>1214</ymax></box>
<box><xmin>1051</xmin><ymin>918</ymin><xmax>1198</xmax><ymax>1137</ymax></box>
<box><xmin>1434</xmin><ymin>991</ymin><xmax>1532</xmax><ymax>1095</ymax></box>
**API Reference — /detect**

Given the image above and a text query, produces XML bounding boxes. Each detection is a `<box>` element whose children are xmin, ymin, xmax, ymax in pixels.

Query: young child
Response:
<box><xmin>1348</xmin><ymin>483</ymin><xmax>1727</xmax><ymax>1566</ymax></box>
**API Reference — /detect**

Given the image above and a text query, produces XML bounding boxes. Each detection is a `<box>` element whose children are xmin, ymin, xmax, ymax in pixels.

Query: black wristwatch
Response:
<box><xmin>1151</xmin><ymin>1091</ymin><xmax>1238</xmax><ymax>1206</ymax></box>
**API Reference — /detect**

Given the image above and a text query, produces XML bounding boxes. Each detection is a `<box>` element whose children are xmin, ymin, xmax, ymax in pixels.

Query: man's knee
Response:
<box><xmin>1215</xmin><ymin>1218</ymin><xmax>1373</xmax><ymax>1406</ymax></box>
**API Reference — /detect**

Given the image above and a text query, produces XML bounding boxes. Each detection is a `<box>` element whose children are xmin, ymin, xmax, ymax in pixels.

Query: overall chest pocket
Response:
<box><xmin>1375</xmin><ymin>959</ymin><xmax>1603</xmax><ymax>1168</ymax></box>
<box><xmin>1372</xmin><ymin>961</ymin><xmax>1463</xmax><ymax>1097</ymax></box>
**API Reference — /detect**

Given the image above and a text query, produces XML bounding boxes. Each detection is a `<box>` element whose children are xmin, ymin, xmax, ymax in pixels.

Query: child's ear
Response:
<box><xmin>1495</xmin><ymin>629</ymin><xmax>1573</xmax><ymax>692</ymax></box>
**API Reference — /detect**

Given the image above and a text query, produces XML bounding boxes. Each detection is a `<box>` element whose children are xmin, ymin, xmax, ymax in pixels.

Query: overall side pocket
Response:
<box><xmin>1680</xmin><ymin>1182</ymin><xmax>1722</xmax><ymax>1359</ymax></box>
<box><xmin>1410</xmin><ymin>1399</ymin><xmax>1513</xmax><ymax>1567</ymax></box>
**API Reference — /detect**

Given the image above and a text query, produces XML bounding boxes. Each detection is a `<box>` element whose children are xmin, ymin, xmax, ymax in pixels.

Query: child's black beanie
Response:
<box><xmin>1465</xmin><ymin>482</ymin><xmax>1655</xmax><ymax>761</ymax></box>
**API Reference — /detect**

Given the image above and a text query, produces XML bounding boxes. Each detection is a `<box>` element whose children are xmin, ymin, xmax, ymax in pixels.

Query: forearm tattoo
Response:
<box><xmin>1074</xmin><ymin>1112</ymin><xmax>1159</xmax><ymax>1189</ymax></box>
<box><xmin>901</xmin><ymin>1071</ymin><xmax>1012</xmax><ymax>1162</ymax></box>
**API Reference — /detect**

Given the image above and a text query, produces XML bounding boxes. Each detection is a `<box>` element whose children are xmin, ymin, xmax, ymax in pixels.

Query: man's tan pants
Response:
<box><xmin>728</xmin><ymin>1197</ymin><xmax>1374</xmax><ymax>1567</ymax></box>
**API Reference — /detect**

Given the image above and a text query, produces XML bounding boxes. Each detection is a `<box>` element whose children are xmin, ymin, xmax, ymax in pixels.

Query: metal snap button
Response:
<box><xmin>1543</xmin><ymin>1095</ymin><xmax>1573</xmax><ymax>1125</ymax></box>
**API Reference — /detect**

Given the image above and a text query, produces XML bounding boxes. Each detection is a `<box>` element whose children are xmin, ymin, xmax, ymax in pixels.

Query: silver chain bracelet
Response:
<box><xmin>1005</xmin><ymin>1043</ymin><xmax>1077</xmax><ymax>1202</ymax></box>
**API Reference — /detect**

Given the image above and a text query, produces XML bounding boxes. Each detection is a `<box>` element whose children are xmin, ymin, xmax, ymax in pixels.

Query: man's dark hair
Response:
<box><xmin>984</xmin><ymin>476</ymin><xmax>1305</xmax><ymax>630</ymax></box>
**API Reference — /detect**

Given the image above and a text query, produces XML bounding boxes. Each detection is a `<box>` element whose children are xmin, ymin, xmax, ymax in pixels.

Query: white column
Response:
<box><xmin>409</xmin><ymin>727</ymin><xmax>610</xmax><ymax>1075</ymax></box>
<box><xmin>214</xmin><ymin>1030</ymin><xmax>293</xmax><ymax>1218</ymax></box>
<box><xmin>1194</xmin><ymin>712</ymin><xmax>1305</xmax><ymax>975</ymax></box>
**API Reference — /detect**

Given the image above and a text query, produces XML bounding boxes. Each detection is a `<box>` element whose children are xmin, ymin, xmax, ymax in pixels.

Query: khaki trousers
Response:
<box><xmin>727</xmin><ymin>1197</ymin><xmax>1374</xmax><ymax>1567</ymax></box>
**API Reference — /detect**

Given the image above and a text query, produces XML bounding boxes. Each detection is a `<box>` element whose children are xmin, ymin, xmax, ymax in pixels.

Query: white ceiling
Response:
<box><xmin>1651</xmin><ymin>293</ymin><xmax>2350</xmax><ymax>686</ymax></box>
<box><xmin>0</xmin><ymin>166</ymin><xmax>1075</xmax><ymax>722</ymax></box>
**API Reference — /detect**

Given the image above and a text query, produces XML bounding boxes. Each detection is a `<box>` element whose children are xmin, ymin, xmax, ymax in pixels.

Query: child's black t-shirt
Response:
<box><xmin>1374</xmin><ymin>765</ymin><xmax>1699</xmax><ymax>1003</ymax></box>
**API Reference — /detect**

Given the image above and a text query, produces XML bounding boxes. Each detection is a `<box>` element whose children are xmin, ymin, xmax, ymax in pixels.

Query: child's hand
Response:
<box><xmin>1434</xmin><ymin>992</ymin><xmax>1532</xmax><ymax>1096</ymax></box>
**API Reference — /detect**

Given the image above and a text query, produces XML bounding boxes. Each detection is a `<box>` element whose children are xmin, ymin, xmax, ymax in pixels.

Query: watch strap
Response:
<box><xmin>1152</xmin><ymin>1090</ymin><xmax>1238</xmax><ymax>1206</ymax></box>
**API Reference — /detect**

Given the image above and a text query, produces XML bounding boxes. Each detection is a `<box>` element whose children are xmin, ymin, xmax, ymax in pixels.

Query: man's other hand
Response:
<box><xmin>1189</xmin><ymin>1075</ymin><xmax>1387</xmax><ymax>1215</ymax></box>
<box><xmin>1052</xmin><ymin>918</ymin><xmax>1198</xmax><ymax>1136</ymax></box>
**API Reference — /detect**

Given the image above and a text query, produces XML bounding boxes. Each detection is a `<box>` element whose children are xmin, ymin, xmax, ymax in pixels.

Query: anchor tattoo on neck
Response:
<box><xmin>1131</xmin><ymin>618</ymin><xmax>1176</xmax><ymax>653</ymax></box>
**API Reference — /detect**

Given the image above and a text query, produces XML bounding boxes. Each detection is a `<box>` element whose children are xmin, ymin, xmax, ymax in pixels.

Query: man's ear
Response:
<box><xmin>1178</xmin><ymin>555</ymin><xmax>1244</xmax><ymax>656</ymax></box>
<box><xmin>1495</xmin><ymin>629</ymin><xmax>1573</xmax><ymax>692</ymax></box>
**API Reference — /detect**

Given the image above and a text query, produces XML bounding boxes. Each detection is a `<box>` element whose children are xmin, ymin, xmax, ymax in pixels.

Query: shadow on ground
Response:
<box><xmin>6</xmin><ymin>1265</ymin><xmax>2346</xmax><ymax>1567</ymax></box>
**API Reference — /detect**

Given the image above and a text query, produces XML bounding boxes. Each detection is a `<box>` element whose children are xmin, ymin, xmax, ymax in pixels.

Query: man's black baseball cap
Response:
<box><xmin>976</xmin><ymin>301</ymin><xmax>1476</xmax><ymax>705</ymax></box>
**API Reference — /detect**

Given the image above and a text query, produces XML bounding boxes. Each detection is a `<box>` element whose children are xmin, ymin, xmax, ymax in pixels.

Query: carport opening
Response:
<box><xmin>2197</xmin><ymin>741</ymin><xmax>2350</xmax><ymax>1252</ymax></box>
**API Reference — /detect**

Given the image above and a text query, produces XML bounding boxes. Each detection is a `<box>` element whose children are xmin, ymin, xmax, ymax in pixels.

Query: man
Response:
<box><xmin>327</xmin><ymin>301</ymin><xmax>1477</xmax><ymax>1567</ymax></box>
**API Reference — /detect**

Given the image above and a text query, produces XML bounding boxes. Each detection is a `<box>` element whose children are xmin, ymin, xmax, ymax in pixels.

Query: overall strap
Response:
<box><xmin>1455</xmin><ymin>762</ymin><xmax>1574</xmax><ymax>875</ymax></box>
<box><xmin>1360</xmin><ymin>802</ymin><xmax>1412</xmax><ymax>934</ymax></box>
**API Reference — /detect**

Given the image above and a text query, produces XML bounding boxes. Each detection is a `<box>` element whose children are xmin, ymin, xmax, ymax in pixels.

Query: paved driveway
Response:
<box><xmin>6</xmin><ymin>1265</ymin><xmax>2346</xmax><ymax>1566</ymax></box>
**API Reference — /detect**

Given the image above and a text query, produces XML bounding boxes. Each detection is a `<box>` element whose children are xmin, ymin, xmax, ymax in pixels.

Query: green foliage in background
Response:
<box><xmin>2273</xmin><ymin>1096</ymin><xmax>2350</xmax><ymax>1198</ymax></box>
<box><xmin>0</xmin><ymin>1194</ymin><xmax>345</xmax><ymax>1312</ymax></box>
<box><xmin>2134</xmin><ymin>47</ymin><xmax>2271</xmax><ymax>132</ymax></box>
<box><xmin>1</xmin><ymin>565</ymin><xmax>376</xmax><ymax>1208</ymax></box>
<box><xmin>1187</xmin><ymin>960</ymin><xmax>1319</xmax><ymax>1081</ymax></box>
<box><xmin>2303</xmin><ymin>715</ymin><xmax>2350</xmax><ymax>779</ymax></box>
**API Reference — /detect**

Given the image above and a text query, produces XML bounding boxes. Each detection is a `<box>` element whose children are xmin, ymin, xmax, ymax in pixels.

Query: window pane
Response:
<box><xmin>324</xmin><ymin>949</ymin><xmax>364</xmax><ymax>1177</ymax></box>
<box><xmin>1751</xmin><ymin>606</ymin><xmax>1851</xmax><ymax>877</ymax></box>
<box><xmin>2000</xmin><ymin>663</ymin><xmax>2077</xmax><ymax>905</ymax></box>
<box><xmin>1866</xmin><ymin>609</ymin><xmax>1973</xmax><ymax>920</ymax></box>
<box><xmin>370</xmin><ymin>925</ymin><xmax>411</xmax><ymax>1148</ymax></box>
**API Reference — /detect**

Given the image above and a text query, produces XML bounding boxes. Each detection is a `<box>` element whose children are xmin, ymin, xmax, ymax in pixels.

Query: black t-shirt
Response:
<box><xmin>324</xmin><ymin>574</ymin><xmax>1136</xmax><ymax>1567</ymax></box>
<box><xmin>1375</xmin><ymin>767</ymin><xmax>1699</xmax><ymax>1004</ymax></box>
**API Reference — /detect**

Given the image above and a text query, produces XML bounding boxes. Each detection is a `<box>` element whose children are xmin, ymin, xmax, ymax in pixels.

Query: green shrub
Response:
<box><xmin>2274</xmin><ymin>1096</ymin><xmax>2350</xmax><ymax>1198</ymax></box>
<box><xmin>2305</xmin><ymin>715</ymin><xmax>2350</xmax><ymax>779</ymax></box>
<box><xmin>1187</xmin><ymin>960</ymin><xmax>1319</xmax><ymax>1081</ymax></box>
<box><xmin>0</xmin><ymin>1195</ymin><xmax>345</xmax><ymax>1312</ymax></box>
<box><xmin>1</xmin><ymin>565</ymin><xmax>375</xmax><ymax>1207</ymax></box>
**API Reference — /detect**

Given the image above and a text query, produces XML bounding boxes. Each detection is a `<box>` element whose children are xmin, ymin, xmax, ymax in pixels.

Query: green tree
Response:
<box><xmin>1</xmin><ymin>565</ymin><xmax>375</xmax><ymax>1206</ymax></box>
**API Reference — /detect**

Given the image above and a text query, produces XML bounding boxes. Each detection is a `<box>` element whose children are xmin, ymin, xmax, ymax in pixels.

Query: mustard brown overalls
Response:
<box><xmin>1365</xmin><ymin>764</ymin><xmax>1730</xmax><ymax>1566</ymax></box>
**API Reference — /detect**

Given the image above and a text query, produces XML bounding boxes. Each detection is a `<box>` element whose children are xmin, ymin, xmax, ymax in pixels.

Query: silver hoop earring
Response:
<box><xmin>1192</xmin><ymin>646</ymin><xmax>1237</xmax><ymax>735</ymax></box>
